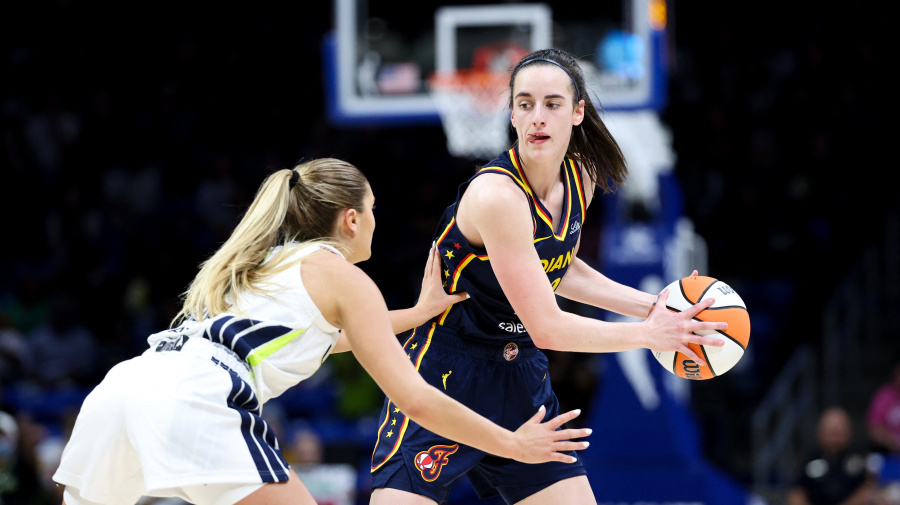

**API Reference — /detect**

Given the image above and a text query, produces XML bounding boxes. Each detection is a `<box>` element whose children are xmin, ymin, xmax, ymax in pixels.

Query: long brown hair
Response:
<box><xmin>509</xmin><ymin>48</ymin><xmax>628</xmax><ymax>193</ymax></box>
<box><xmin>174</xmin><ymin>158</ymin><xmax>369</xmax><ymax>324</ymax></box>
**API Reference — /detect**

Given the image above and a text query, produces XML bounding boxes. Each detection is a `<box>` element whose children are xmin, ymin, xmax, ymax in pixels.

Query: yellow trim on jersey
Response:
<box><xmin>437</xmin><ymin>304</ymin><xmax>453</xmax><ymax>326</ymax></box>
<box><xmin>369</xmin><ymin>327</ymin><xmax>418</xmax><ymax>470</ymax></box>
<box><xmin>507</xmin><ymin>149</ymin><xmax>574</xmax><ymax>240</ymax></box>
<box><xmin>507</xmin><ymin>147</ymin><xmax>534</xmax><ymax>198</ymax></box>
<box><xmin>479</xmin><ymin>166</ymin><xmax>532</xmax><ymax>197</ymax></box>
<box><xmin>569</xmin><ymin>158</ymin><xmax>587</xmax><ymax>223</ymax></box>
<box><xmin>401</xmin><ymin>328</ymin><xmax>417</xmax><ymax>348</ymax></box>
<box><xmin>371</xmin><ymin>323</ymin><xmax>436</xmax><ymax>472</ymax></box>
<box><xmin>435</xmin><ymin>217</ymin><xmax>455</xmax><ymax>246</ymax></box>
<box><xmin>449</xmin><ymin>254</ymin><xmax>479</xmax><ymax>292</ymax></box>
<box><xmin>245</xmin><ymin>329</ymin><xmax>306</xmax><ymax>368</ymax></box>
<box><xmin>438</xmin><ymin>253</ymin><xmax>488</xmax><ymax>325</ymax></box>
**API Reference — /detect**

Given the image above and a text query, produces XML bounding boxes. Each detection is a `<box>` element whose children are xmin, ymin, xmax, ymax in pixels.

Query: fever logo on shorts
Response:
<box><xmin>413</xmin><ymin>444</ymin><xmax>459</xmax><ymax>482</ymax></box>
<box><xmin>503</xmin><ymin>342</ymin><xmax>518</xmax><ymax>361</ymax></box>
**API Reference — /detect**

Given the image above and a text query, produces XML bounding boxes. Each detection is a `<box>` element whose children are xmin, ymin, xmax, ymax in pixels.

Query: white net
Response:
<box><xmin>428</xmin><ymin>71</ymin><xmax>511</xmax><ymax>161</ymax></box>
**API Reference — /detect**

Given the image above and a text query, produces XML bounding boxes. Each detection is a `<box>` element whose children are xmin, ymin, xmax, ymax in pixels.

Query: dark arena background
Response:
<box><xmin>1</xmin><ymin>1</ymin><xmax>897</xmax><ymax>504</ymax></box>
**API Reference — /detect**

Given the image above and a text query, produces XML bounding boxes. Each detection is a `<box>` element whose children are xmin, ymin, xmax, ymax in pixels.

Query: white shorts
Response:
<box><xmin>53</xmin><ymin>337</ymin><xmax>290</xmax><ymax>505</ymax></box>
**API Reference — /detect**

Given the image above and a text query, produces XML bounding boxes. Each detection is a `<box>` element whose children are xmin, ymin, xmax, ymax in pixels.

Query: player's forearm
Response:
<box><xmin>389</xmin><ymin>306</ymin><xmax>436</xmax><ymax>335</ymax></box>
<box><xmin>555</xmin><ymin>258</ymin><xmax>653</xmax><ymax>318</ymax></box>
<box><xmin>398</xmin><ymin>385</ymin><xmax>517</xmax><ymax>459</ymax></box>
<box><xmin>526</xmin><ymin>309</ymin><xmax>651</xmax><ymax>352</ymax></box>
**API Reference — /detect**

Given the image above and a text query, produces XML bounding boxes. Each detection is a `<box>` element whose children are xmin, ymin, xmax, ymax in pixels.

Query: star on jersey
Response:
<box><xmin>411</xmin><ymin>342</ymin><xmax>418</xmax><ymax>349</ymax></box>
<box><xmin>453</xmin><ymin>242</ymin><xmax>461</xmax><ymax>250</ymax></box>
<box><xmin>391</xmin><ymin>418</ymin><xmax>397</xmax><ymax>426</ymax></box>
<box><xmin>393</xmin><ymin>407</ymin><xmax>400</xmax><ymax>413</ymax></box>
<box><xmin>386</xmin><ymin>430</ymin><xmax>394</xmax><ymax>438</ymax></box>
<box><xmin>444</xmin><ymin>250</ymin><xmax>454</xmax><ymax>260</ymax></box>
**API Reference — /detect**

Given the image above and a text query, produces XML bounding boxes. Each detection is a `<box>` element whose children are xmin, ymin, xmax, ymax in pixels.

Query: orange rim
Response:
<box><xmin>428</xmin><ymin>70</ymin><xmax>509</xmax><ymax>90</ymax></box>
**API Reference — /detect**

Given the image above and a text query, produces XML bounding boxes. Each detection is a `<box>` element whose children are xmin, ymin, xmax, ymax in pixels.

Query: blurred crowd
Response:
<box><xmin>785</xmin><ymin>364</ymin><xmax>900</xmax><ymax>505</ymax></box>
<box><xmin>1</xmin><ymin>0</ymin><xmax>895</xmax><ymax>503</ymax></box>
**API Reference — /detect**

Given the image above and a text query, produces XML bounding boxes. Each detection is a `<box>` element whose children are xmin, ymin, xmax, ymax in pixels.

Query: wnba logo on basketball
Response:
<box><xmin>414</xmin><ymin>444</ymin><xmax>459</xmax><ymax>482</ymax></box>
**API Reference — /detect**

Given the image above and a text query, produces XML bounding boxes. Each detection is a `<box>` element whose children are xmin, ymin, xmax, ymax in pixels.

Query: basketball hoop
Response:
<box><xmin>428</xmin><ymin>70</ymin><xmax>511</xmax><ymax>161</ymax></box>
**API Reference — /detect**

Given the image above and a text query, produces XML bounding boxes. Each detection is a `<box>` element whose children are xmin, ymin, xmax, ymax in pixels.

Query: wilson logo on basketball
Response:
<box><xmin>717</xmin><ymin>284</ymin><xmax>736</xmax><ymax>295</ymax></box>
<box><xmin>414</xmin><ymin>444</ymin><xmax>459</xmax><ymax>482</ymax></box>
<box><xmin>681</xmin><ymin>359</ymin><xmax>703</xmax><ymax>380</ymax></box>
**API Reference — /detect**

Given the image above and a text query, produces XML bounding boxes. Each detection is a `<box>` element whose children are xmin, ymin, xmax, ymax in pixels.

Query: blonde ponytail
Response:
<box><xmin>173</xmin><ymin>158</ymin><xmax>369</xmax><ymax>325</ymax></box>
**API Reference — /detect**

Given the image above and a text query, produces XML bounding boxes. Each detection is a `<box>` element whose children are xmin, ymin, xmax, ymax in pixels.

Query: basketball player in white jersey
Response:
<box><xmin>52</xmin><ymin>158</ymin><xmax>591</xmax><ymax>505</ymax></box>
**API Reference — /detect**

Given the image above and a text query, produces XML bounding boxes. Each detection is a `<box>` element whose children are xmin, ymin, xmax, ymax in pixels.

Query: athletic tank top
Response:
<box><xmin>431</xmin><ymin>147</ymin><xmax>588</xmax><ymax>345</ymax></box>
<box><xmin>147</xmin><ymin>242</ymin><xmax>342</xmax><ymax>404</ymax></box>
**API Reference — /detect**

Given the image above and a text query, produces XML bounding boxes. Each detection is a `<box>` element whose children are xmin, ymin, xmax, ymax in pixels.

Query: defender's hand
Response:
<box><xmin>511</xmin><ymin>406</ymin><xmax>591</xmax><ymax>464</ymax></box>
<box><xmin>416</xmin><ymin>245</ymin><xmax>467</xmax><ymax>316</ymax></box>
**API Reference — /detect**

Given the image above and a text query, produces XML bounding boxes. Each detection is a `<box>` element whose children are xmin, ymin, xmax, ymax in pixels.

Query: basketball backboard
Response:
<box><xmin>323</xmin><ymin>0</ymin><xmax>669</xmax><ymax>126</ymax></box>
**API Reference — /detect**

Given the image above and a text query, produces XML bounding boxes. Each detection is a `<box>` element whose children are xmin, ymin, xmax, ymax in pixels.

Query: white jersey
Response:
<box><xmin>54</xmin><ymin>242</ymin><xmax>344</xmax><ymax>504</ymax></box>
<box><xmin>147</xmin><ymin>242</ymin><xmax>342</xmax><ymax>405</ymax></box>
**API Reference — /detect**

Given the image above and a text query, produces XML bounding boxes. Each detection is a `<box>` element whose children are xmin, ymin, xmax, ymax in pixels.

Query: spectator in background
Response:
<box><xmin>0</xmin><ymin>276</ymin><xmax>52</xmax><ymax>336</ymax></box>
<box><xmin>788</xmin><ymin>406</ymin><xmax>877</xmax><ymax>505</ymax></box>
<box><xmin>867</xmin><ymin>363</ymin><xmax>900</xmax><ymax>456</ymax></box>
<box><xmin>23</xmin><ymin>291</ymin><xmax>99</xmax><ymax>388</ymax></box>
<box><xmin>0</xmin><ymin>410</ymin><xmax>18</xmax><ymax>496</ymax></box>
<box><xmin>290</xmin><ymin>428</ymin><xmax>359</xmax><ymax>505</ymax></box>
<box><xmin>288</xmin><ymin>429</ymin><xmax>325</xmax><ymax>467</ymax></box>
<box><xmin>1</xmin><ymin>412</ymin><xmax>57</xmax><ymax>505</ymax></box>
<box><xmin>0</xmin><ymin>315</ymin><xmax>29</xmax><ymax>386</ymax></box>
<box><xmin>866</xmin><ymin>363</ymin><xmax>900</xmax><ymax>505</ymax></box>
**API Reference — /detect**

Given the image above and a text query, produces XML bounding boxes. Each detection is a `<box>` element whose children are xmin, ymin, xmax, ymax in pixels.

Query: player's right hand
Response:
<box><xmin>644</xmin><ymin>289</ymin><xmax>727</xmax><ymax>366</ymax></box>
<box><xmin>511</xmin><ymin>406</ymin><xmax>591</xmax><ymax>464</ymax></box>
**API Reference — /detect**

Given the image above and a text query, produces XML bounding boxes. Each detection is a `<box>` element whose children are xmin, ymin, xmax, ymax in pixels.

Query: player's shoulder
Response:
<box><xmin>464</xmin><ymin>174</ymin><xmax>529</xmax><ymax>215</ymax></box>
<box><xmin>303</xmin><ymin>247</ymin><xmax>357</xmax><ymax>276</ymax></box>
<box><xmin>468</xmin><ymin>169</ymin><xmax>525</xmax><ymax>198</ymax></box>
<box><xmin>301</xmin><ymin>248</ymin><xmax>379</xmax><ymax>306</ymax></box>
<box><xmin>460</xmin><ymin>173</ymin><xmax>532</xmax><ymax>233</ymax></box>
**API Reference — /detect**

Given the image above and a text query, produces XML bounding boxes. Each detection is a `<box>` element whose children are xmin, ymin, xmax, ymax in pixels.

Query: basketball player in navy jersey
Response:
<box><xmin>369</xmin><ymin>49</ymin><xmax>728</xmax><ymax>504</ymax></box>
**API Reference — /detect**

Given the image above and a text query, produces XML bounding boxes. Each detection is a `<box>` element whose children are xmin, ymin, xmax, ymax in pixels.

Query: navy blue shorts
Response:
<box><xmin>370</xmin><ymin>323</ymin><xmax>586</xmax><ymax>504</ymax></box>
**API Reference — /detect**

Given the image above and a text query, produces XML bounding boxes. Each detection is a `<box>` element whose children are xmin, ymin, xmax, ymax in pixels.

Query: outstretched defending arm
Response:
<box><xmin>329</xmin><ymin>246</ymin><xmax>466</xmax><ymax>354</ymax></box>
<box><xmin>386</xmin><ymin>245</ymin><xmax>468</xmax><ymax>335</ymax></box>
<box><xmin>304</xmin><ymin>251</ymin><xmax>590</xmax><ymax>464</ymax></box>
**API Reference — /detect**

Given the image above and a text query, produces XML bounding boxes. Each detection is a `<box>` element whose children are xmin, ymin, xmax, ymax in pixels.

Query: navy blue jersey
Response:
<box><xmin>431</xmin><ymin>147</ymin><xmax>588</xmax><ymax>345</ymax></box>
<box><xmin>370</xmin><ymin>326</ymin><xmax>586</xmax><ymax>503</ymax></box>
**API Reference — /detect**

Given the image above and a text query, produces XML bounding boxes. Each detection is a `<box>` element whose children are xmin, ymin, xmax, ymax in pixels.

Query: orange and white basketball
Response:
<box><xmin>651</xmin><ymin>276</ymin><xmax>750</xmax><ymax>380</ymax></box>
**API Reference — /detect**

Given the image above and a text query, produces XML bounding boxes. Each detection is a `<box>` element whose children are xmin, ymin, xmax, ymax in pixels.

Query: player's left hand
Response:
<box><xmin>416</xmin><ymin>244</ymin><xmax>468</xmax><ymax>317</ymax></box>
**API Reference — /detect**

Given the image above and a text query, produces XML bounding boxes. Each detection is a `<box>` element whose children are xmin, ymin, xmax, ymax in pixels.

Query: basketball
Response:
<box><xmin>651</xmin><ymin>276</ymin><xmax>750</xmax><ymax>380</ymax></box>
<box><xmin>416</xmin><ymin>453</ymin><xmax>434</xmax><ymax>470</ymax></box>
